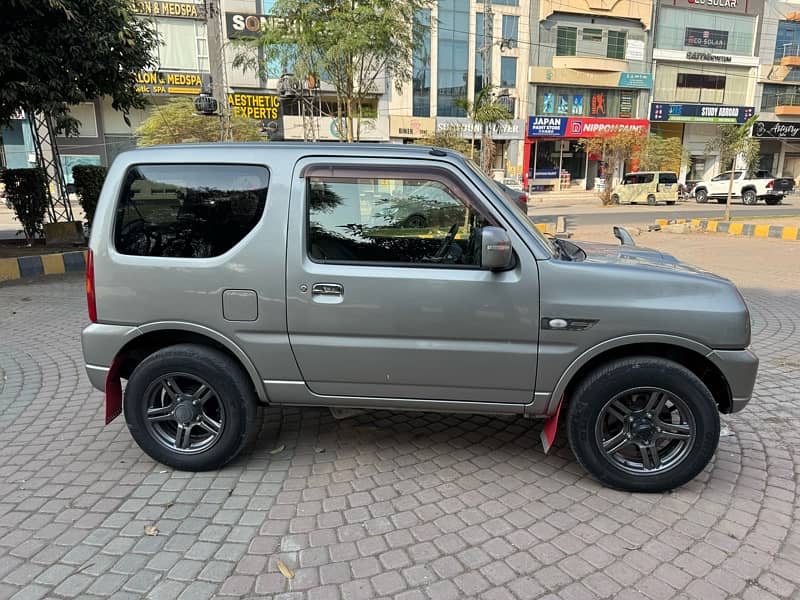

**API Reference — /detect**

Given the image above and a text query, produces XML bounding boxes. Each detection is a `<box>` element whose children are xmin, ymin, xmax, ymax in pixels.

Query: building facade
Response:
<box><xmin>388</xmin><ymin>0</ymin><xmax>532</xmax><ymax>178</ymax></box>
<box><xmin>753</xmin><ymin>5</ymin><xmax>800</xmax><ymax>183</ymax></box>
<box><xmin>651</xmin><ymin>0</ymin><xmax>763</xmax><ymax>185</ymax></box>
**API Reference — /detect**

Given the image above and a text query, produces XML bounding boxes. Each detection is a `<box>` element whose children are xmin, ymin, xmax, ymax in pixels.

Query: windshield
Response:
<box><xmin>462</xmin><ymin>159</ymin><xmax>557</xmax><ymax>256</ymax></box>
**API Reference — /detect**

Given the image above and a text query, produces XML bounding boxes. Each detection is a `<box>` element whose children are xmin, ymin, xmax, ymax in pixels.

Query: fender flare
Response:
<box><xmin>126</xmin><ymin>321</ymin><xmax>268</xmax><ymax>403</ymax></box>
<box><xmin>535</xmin><ymin>334</ymin><xmax>714</xmax><ymax>453</ymax></box>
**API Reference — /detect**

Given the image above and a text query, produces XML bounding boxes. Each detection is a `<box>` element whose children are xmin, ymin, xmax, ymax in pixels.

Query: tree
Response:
<box><xmin>638</xmin><ymin>135</ymin><xmax>688</xmax><ymax>176</ymax></box>
<box><xmin>455</xmin><ymin>85</ymin><xmax>513</xmax><ymax>170</ymax></box>
<box><xmin>233</xmin><ymin>0</ymin><xmax>432</xmax><ymax>142</ymax></box>
<box><xmin>705</xmin><ymin>115</ymin><xmax>760</xmax><ymax>221</ymax></box>
<box><xmin>0</xmin><ymin>0</ymin><xmax>158</xmax><ymax>133</ymax></box>
<box><xmin>415</xmin><ymin>124</ymin><xmax>472</xmax><ymax>156</ymax></box>
<box><xmin>581</xmin><ymin>129</ymin><xmax>647</xmax><ymax>205</ymax></box>
<box><xmin>136</xmin><ymin>99</ymin><xmax>263</xmax><ymax>146</ymax></box>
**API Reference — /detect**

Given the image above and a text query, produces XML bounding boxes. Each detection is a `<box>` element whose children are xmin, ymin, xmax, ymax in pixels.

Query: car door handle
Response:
<box><xmin>312</xmin><ymin>283</ymin><xmax>344</xmax><ymax>297</ymax></box>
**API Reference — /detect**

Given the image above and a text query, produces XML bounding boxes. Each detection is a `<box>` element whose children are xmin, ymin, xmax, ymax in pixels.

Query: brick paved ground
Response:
<box><xmin>1</xmin><ymin>232</ymin><xmax>799</xmax><ymax>600</ymax></box>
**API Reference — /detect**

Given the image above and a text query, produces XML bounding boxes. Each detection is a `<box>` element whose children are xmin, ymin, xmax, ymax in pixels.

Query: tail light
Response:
<box><xmin>766</xmin><ymin>180</ymin><xmax>774</xmax><ymax>189</ymax></box>
<box><xmin>86</xmin><ymin>249</ymin><xmax>97</xmax><ymax>323</ymax></box>
<box><xmin>518</xmin><ymin>194</ymin><xmax>528</xmax><ymax>204</ymax></box>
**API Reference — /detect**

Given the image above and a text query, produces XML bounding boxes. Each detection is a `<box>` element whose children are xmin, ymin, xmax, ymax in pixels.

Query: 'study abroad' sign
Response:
<box><xmin>650</xmin><ymin>103</ymin><xmax>754</xmax><ymax>123</ymax></box>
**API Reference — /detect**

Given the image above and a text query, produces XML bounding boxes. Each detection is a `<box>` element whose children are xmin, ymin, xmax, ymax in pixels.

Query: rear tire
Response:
<box><xmin>695</xmin><ymin>189</ymin><xmax>708</xmax><ymax>203</ymax></box>
<box><xmin>124</xmin><ymin>344</ymin><xmax>262</xmax><ymax>471</ymax></box>
<box><xmin>765</xmin><ymin>197</ymin><xmax>782</xmax><ymax>206</ymax></box>
<box><xmin>566</xmin><ymin>356</ymin><xmax>720</xmax><ymax>493</ymax></box>
<box><xmin>611</xmin><ymin>194</ymin><xmax>620</xmax><ymax>205</ymax></box>
<box><xmin>742</xmin><ymin>190</ymin><xmax>758</xmax><ymax>205</ymax></box>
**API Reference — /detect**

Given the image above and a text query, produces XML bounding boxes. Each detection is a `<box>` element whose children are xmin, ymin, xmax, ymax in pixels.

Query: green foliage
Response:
<box><xmin>0</xmin><ymin>0</ymin><xmax>158</xmax><ymax>133</ymax></box>
<box><xmin>705</xmin><ymin>114</ymin><xmax>760</xmax><ymax>219</ymax></box>
<box><xmin>455</xmin><ymin>85</ymin><xmax>513</xmax><ymax>169</ymax></box>
<box><xmin>72</xmin><ymin>165</ymin><xmax>107</xmax><ymax>227</ymax></box>
<box><xmin>233</xmin><ymin>0</ymin><xmax>432</xmax><ymax>141</ymax></box>
<box><xmin>136</xmin><ymin>99</ymin><xmax>263</xmax><ymax>146</ymax></box>
<box><xmin>415</xmin><ymin>125</ymin><xmax>471</xmax><ymax>156</ymax></box>
<box><xmin>581</xmin><ymin>129</ymin><xmax>647</xmax><ymax>205</ymax></box>
<box><xmin>638</xmin><ymin>135</ymin><xmax>688</xmax><ymax>175</ymax></box>
<box><xmin>1</xmin><ymin>168</ymin><xmax>49</xmax><ymax>244</ymax></box>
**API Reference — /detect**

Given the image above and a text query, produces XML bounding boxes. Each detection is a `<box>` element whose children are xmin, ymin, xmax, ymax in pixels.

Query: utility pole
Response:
<box><xmin>206</xmin><ymin>0</ymin><xmax>230</xmax><ymax>140</ymax></box>
<box><xmin>479</xmin><ymin>0</ymin><xmax>494</xmax><ymax>171</ymax></box>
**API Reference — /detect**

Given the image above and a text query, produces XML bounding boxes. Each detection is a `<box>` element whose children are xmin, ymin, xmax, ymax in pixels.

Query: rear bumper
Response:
<box><xmin>707</xmin><ymin>348</ymin><xmax>759</xmax><ymax>413</ymax></box>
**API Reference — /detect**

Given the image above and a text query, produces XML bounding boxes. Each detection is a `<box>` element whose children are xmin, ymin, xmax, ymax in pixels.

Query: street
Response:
<box><xmin>1</xmin><ymin>230</ymin><xmax>799</xmax><ymax>600</ymax></box>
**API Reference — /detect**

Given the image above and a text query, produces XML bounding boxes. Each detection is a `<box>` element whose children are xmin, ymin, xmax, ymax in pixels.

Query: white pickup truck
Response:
<box><xmin>693</xmin><ymin>170</ymin><xmax>794</xmax><ymax>205</ymax></box>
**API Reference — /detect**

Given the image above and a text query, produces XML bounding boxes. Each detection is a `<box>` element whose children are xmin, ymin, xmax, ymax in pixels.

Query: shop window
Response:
<box><xmin>556</xmin><ymin>27</ymin><xmax>577</xmax><ymax>56</ymax></box>
<box><xmin>500</xmin><ymin>57</ymin><xmax>517</xmax><ymax>87</ymax></box>
<box><xmin>676</xmin><ymin>73</ymin><xmax>725</xmax><ymax>103</ymax></box>
<box><xmin>583</xmin><ymin>28</ymin><xmax>603</xmax><ymax>42</ymax></box>
<box><xmin>607</xmin><ymin>31</ymin><xmax>627</xmax><ymax>60</ymax></box>
<box><xmin>153</xmin><ymin>18</ymin><xmax>205</xmax><ymax>71</ymax></box>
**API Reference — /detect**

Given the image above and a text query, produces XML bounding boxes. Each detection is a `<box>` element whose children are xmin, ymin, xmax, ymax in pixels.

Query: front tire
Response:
<box><xmin>647</xmin><ymin>194</ymin><xmax>657</xmax><ymax>206</ymax></box>
<box><xmin>566</xmin><ymin>357</ymin><xmax>720</xmax><ymax>493</ymax></box>
<box><xmin>695</xmin><ymin>189</ymin><xmax>708</xmax><ymax>203</ymax></box>
<box><xmin>124</xmin><ymin>344</ymin><xmax>262</xmax><ymax>471</ymax></box>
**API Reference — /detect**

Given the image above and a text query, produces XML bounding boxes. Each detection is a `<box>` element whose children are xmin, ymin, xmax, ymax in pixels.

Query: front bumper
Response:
<box><xmin>707</xmin><ymin>348</ymin><xmax>759</xmax><ymax>413</ymax></box>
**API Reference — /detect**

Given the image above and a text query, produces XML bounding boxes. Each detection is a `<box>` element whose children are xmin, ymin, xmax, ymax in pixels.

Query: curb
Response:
<box><xmin>654</xmin><ymin>218</ymin><xmax>800</xmax><ymax>241</ymax></box>
<box><xmin>0</xmin><ymin>250</ymin><xmax>87</xmax><ymax>283</ymax></box>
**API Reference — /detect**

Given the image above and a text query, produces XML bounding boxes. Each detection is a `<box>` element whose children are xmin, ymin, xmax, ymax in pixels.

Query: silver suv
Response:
<box><xmin>82</xmin><ymin>143</ymin><xmax>758</xmax><ymax>492</ymax></box>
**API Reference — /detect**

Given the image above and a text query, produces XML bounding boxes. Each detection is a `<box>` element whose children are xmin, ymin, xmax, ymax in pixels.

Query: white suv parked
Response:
<box><xmin>693</xmin><ymin>170</ymin><xmax>794</xmax><ymax>206</ymax></box>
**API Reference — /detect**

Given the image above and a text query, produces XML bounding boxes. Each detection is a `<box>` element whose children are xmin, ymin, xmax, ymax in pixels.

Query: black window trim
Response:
<box><xmin>112</xmin><ymin>162</ymin><xmax>271</xmax><ymax>260</ymax></box>
<box><xmin>303</xmin><ymin>164</ymin><xmax>506</xmax><ymax>270</ymax></box>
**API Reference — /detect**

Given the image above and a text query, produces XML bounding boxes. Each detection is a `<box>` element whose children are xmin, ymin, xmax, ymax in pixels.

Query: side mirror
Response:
<box><xmin>481</xmin><ymin>226</ymin><xmax>514</xmax><ymax>271</ymax></box>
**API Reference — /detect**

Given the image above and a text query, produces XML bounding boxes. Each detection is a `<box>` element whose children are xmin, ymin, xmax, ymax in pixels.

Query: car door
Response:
<box><xmin>284</xmin><ymin>158</ymin><xmax>540</xmax><ymax>404</ymax></box>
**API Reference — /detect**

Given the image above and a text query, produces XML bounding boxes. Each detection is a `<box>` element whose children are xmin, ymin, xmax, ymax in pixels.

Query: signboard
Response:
<box><xmin>660</xmin><ymin>0</ymin><xmax>764</xmax><ymax>15</ymax></box>
<box><xmin>389</xmin><ymin>116</ymin><xmax>436</xmax><ymax>138</ymax></box>
<box><xmin>133</xmin><ymin>1</ymin><xmax>204</xmax><ymax>19</ymax></box>
<box><xmin>619</xmin><ymin>92</ymin><xmax>634</xmax><ymax>118</ymax></box>
<box><xmin>686</xmin><ymin>51</ymin><xmax>732</xmax><ymax>63</ymax></box>
<box><xmin>626</xmin><ymin>39</ymin><xmax>645</xmax><ymax>61</ymax></box>
<box><xmin>752</xmin><ymin>121</ymin><xmax>800</xmax><ymax>139</ymax></box>
<box><xmin>134</xmin><ymin>71</ymin><xmax>207</xmax><ymax>95</ymax></box>
<box><xmin>225</xmin><ymin>12</ymin><xmax>283</xmax><ymax>38</ymax></box>
<box><xmin>566</xmin><ymin>118</ymin><xmax>649</xmax><ymax>137</ymax></box>
<box><xmin>227</xmin><ymin>93</ymin><xmax>280</xmax><ymax>120</ymax></box>
<box><xmin>527</xmin><ymin>116</ymin><xmax>568</xmax><ymax>137</ymax></box>
<box><xmin>685</xmin><ymin>27</ymin><xmax>728</xmax><ymax>50</ymax></box>
<box><xmin>650</xmin><ymin>103</ymin><xmax>754</xmax><ymax>123</ymax></box>
<box><xmin>527</xmin><ymin>117</ymin><xmax>649</xmax><ymax>137</ymax></box>
<box><xmin>435</xmin><ymin>118</ymin><xmax>525</xmax><ymax>139</ymax></box>
<box><xmin>618</xmin><ymin>72</ymin><xmax>653</xmax><ymax>89</ymax></box>
<box><xmin>530</xmin><ymin>67</ymin><xmax>620</xmax><ymax>87</ymax></box>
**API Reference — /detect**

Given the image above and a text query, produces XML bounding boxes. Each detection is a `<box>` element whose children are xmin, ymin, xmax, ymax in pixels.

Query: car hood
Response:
<box><xmin>571</xmin><ymin>240</ymin><xmax>727</xmax><ymax>280</ymax></box>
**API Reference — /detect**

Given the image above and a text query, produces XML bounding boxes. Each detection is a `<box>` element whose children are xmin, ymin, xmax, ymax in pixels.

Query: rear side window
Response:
<box><xmin>114</xmin><ymin>164</ymin><xmax>268</xmax><ymax>258</ymax></box>
<box><xmin>658</xmin><ymin>173</ymin><xmax>678</xmax><ymax>184</ymax></box>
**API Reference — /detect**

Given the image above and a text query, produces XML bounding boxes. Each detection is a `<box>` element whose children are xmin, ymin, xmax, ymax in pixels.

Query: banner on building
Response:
<box><xmin>752</xmin><ymin>121</ymin><xmax>800</xmax><ymax>139</ymax></box>
<box><xmin>135</xmin><ymin>71</ymin><xmax>207</xmax><ymax>95</ymax></box>
<box><xmin>527</xmin><ymin>117</ymin><xmax>649</xmax><ymax>138</ymax></box>
<box><xmin>650</xmin><ymin>103</ymin><xmax>754</xmax><ymax>123</ymax></box>
<box><xmin>685</xmin><ymin>27</ymin><xmax>728</xmax><ymax>50</ymax></box>
<box><xmin>225</xmin><ymin>12</ymin><xmax>284</xmax><ymax>38</ymax></box>
<box><xmin>133</xmin><ymin>1</ymin><xmax>204</xmax><ymax>19</ymax></box>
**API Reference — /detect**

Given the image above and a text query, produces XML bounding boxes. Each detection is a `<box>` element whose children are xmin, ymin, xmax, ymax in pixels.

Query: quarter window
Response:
<box><xmin>307</xmin><ymin>172</ymin><xmax>493</xmax><ymax>267</ymax></box>
<box><xmin>115</xmin><ymin>164</ymin><xmax>269</xmax><ymax>258</ymax></box>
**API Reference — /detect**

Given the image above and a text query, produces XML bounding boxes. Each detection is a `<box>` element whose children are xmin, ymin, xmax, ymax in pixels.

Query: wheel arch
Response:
<box><xmin>114</xmin><ymin>323</ymin><xmax>268</xmax><ymax>404</ymax></box>
<box><xmin>542</xmin><ymin>335</ymin><xmax>733</xmax><ymax>416</ymax></box>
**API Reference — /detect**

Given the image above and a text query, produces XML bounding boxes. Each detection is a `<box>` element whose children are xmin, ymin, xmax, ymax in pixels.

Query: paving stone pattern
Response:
<box><xmin>0</xmin><ymin>269</ymin><xmax>799</xmax><ymax>600</ymax></box>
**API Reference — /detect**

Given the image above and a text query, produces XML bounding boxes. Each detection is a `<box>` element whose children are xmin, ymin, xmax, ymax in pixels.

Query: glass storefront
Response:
<box><xmin>412</xmin><ymin>9</ymin><xmax>432</xmax><ymax>117</ymax></box>
<box><xmin>437</xmin><ymin>0</ymin><xmax>469</xmax><ymax>117</ymax></box>
<box><xmin>654</xmin><ymin>7</ymin><xmax>755</xmax><ymax>56</ymax></box>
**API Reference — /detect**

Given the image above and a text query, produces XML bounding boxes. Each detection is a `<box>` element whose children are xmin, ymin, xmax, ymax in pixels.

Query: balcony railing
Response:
<box><xmin>774</xmin><ymin>92</ymin><xmax>800</xmax><ymax>106</ymax></box>
<box><xmin>780</xmin><ymin>43</ymin><xmax>800</xmax><ymax>59</ymax></box>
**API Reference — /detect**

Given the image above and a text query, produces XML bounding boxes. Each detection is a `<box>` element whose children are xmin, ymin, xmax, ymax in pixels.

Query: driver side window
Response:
<box><xmin>307</xmin><ymin>172</ymin><xmax>493</xmax><ymax>267</ymax></box>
